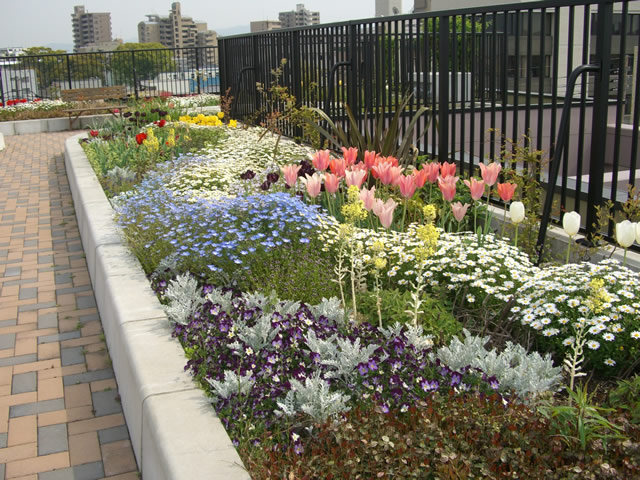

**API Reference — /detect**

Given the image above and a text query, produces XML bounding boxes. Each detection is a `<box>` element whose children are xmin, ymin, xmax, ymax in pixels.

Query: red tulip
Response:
<box><xmin>329</xmin><ymin>158</ymin><xmax>346</xmax><ymax>177</ymax></box>
<box><xmin>496</xmin><ymin>182</ymin><xmax>517</xmax><ymax>202</ymax></box>
<box><xmin>479</xmin><ymin>162</ymin><xmax>501</xmax><ymax>186</ymax></box>
<box><xmin>412</xmin><ymin>167</ymin><xmax>428</xmax><ymax>188</ymax></box>
<box><xmin>438</xmin><ymin>176</ymin><xmax>458</xmax><ymax>202</ymax></box>
<box><xmin>135</xmin><ymin>132</ymin><xmax>147</xmax><ymax>145</ymax></box>
<box><xmin>464</xmin><ymin>177</ymin><xmax>485</xmax><ymax>201</ymax></box>
<box><xmin>89</xmin><ymin>130</ymin><xmax>99</xmax><ymax>138</ymax></box>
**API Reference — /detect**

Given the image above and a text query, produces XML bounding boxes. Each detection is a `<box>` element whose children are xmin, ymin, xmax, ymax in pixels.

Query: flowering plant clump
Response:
<box><xmin>511</xmin><ymin>259</ymin><xmax>640</xmax><ymax>375</ymax></box>
<box><xmin>0</xmin><ymin>98</ymin><xmax>69</xmax><ymax>111</ymax></box>
<box><xmin>115</xmin><ymin>163</ymin><xmax>332</xmax><ymax>281</ymax></box>
<box><xmin>178</xmin><ymin>113</ymin><xmax>229</xmax><ymax>127</ymax></box>
<box><xmin>165</xmin><ymin>279</ymin><xmax>501</xmax><ymax>450</ymax></box>
<box><xmin>169</xmin><ymin>93</ymin><xmax>220</xmax><ymax>108</ymax></box>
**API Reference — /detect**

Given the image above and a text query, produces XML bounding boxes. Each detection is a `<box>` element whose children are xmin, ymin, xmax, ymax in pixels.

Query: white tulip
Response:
<box><xmin>562</xmin><ymin>211</ymin><xmax>581</xmax><ymax>237</ymax></box>
<box><xmin>616</xmin><ymin>220</ymin><xmax>636</xmax><ymax>249</ymax></box>
<box><xmin>636</xmin><ymin>221</ymin><xmax>640</xmax><ymax>244</ymax></box>
<box><xmin>509</xmin><ymin>201</ymin><xmax>525</xmax><ymax>224</ymax></box>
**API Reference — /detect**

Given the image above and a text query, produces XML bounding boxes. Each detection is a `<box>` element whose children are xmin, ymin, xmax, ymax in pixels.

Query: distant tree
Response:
<box><xmin>18</xmin><ymin>47</ymin><xmax>67</xmax><ymax>93</ymax></box>
<box><xmin>70</xmin><ymin>53</ymin><xmax>107</xmax><ymax>82</ymax></box>
<box><xmin>110</xmin><ymin>43</ymin><xmax>176</xmax><ymax>88</ymax></box>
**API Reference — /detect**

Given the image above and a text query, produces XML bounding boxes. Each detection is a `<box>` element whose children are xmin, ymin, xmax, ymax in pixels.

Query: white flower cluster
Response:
<box><xmin>168</xmin><ymin>94</ymin><xmax>220</xmax><ymax>108</ymax></box>
<box><xmin>1</xmin><ymin>99</ymin><xmax>69</xmax><ymax>113</ymax></box>
<box><xmin>165</xmin><ymin>126</ymin><xmax>313</xmax><ymax>200</ymax></box>
<box><xmin>512</xmin><ymin>259</ymin><xmax>640</xmax><ymax>369</ymax></box>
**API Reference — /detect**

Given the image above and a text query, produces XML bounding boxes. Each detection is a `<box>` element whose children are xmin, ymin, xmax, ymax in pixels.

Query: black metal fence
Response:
<box><xmin>0</xmin><ymin>46</ymin><xmax>219</xmax><ymax>104</ymax></box>
<box><xmin>219</xmin><ymin>0</ymin><xmax>640</xmax><ymax>245</ymax></box>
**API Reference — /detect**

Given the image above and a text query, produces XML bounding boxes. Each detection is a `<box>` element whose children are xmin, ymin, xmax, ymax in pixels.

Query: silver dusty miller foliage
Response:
<box><xmin>276</xmin><ymin>374</ymin><xmax>351</xmax><ymax>423</ymax></box>
<box><xmin>207</xmin><ymin>371</ymin><xmax>255</xmax><ymax>399</ymax></box>
<box><xmin>163</xmin><ymin>273</ymin><xmax>205</xmax><ymax>325</ymax></box>
<box><xmin>435</xmin><ymin>329</ymin><xmax>562</xmax><ymax>399</ymax></box>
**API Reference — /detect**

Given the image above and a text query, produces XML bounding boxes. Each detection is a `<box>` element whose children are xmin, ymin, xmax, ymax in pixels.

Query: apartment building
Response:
<box><xmin>71</xmin><ymin>5</ymin><xmax>112</xmax><ymax>52</ymax></box>
<box><xmin>250</xmin><ymin>20</ymin><xmax>282</xmax><ymax>33</ymax></box>
<box><xmin>376</xmin><ymin>0</ymin><xmax>402</xmax><ymax>17</ymax></box>
<box><xmin>278</xmin><ymin>4</ymin><xmax>320</xmax><ymax>28</ymax></box>
<box><xmin>138</xmin><ymin>2</ymin><xmax>218</xmax><ymax>66</ymax></box>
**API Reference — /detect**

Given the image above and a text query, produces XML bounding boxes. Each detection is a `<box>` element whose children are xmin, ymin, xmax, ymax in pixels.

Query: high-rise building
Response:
<box><xmin>138</xmin><ymin>2</ymin><xmax>218</xmax><ymax>66</ymax></box>
<box><xmin>278</xmin><ymin>4</ymin><xmax>320</xmax><ymax>28</ymax></box>
<box><xmin>376</xmin><ymin>0</ymin><xmax>402</xmax><ymax>17</ymax></box>
<box><xmin>250</xmin><ymin>20</ymin><xmax>282</xmax><ymax>33</ymax></box>
<box><xmin>71</xmin><ymin>5</ymin><xmax>112</xmax><ymax>52</ymax></box>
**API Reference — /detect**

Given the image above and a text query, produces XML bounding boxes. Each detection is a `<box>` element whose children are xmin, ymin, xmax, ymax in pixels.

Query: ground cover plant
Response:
<box><xmin>81</xmin><ymin>112</ymin><xmax>640</xmax><ymax>477</ymax></box>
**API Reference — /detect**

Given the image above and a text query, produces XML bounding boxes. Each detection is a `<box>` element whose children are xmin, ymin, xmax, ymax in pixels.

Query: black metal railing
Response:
<box><xmin>0</xmin><ymin>46</ymin><xmax>220</xmax><ymax>103</ymax></box>
<box><xmin>219</xmin><ymin>0</ymin><xmax>640</xmax><ymax>244</ymax></box>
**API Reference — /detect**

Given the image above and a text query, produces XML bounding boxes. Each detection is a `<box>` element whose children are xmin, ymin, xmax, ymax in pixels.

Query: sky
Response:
<box><xmin>0</xmin><ymin>0</ymin><xmax>407</xmax><ymax>50</ymax></box>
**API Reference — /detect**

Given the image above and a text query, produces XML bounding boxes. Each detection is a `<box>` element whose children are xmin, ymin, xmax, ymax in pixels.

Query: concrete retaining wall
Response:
<box><xmin>64</xmin><ymin>135</ymin><xmax>250</xmax><ymax>480</ymax></box>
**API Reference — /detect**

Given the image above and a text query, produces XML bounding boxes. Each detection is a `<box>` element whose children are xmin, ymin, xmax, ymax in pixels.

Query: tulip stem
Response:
<box><xmin>501</xmin><ymin>205</ymin><xmax>507</xmax><ymax>238</ymax></box>
<box><xmin>401</xmin><ymin>199</ymin><xmax>408</xmax><ymax>232</ymax></box>
<box><xmin>514</xmin><ymin>225</ymin><xmax>519</xmax><ymax>249</ymax></box>
<box><xmin>566</xmin><ymin>236</ymin><xmax>572</xmax><ymax>264</ymax></box>
<box><xmin>624</xmin><ymin>247</ymin><xmax>628</xmax><ymax>266</ymax></box>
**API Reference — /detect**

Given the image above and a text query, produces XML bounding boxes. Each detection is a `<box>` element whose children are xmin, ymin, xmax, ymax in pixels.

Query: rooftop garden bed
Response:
<box><xmin>79</xmin><ymin>99</ymin><xmax>640</xmax><ymax>478</ymax></box>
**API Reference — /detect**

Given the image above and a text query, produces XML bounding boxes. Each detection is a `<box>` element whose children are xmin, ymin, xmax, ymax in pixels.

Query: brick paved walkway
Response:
<box><xmin>0</xmin><ymin>132</ymin><xmax>139</xmax><ymax>479</ymax></box>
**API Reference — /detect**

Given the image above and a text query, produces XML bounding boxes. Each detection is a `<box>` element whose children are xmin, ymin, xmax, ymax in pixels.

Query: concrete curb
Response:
<box><xmin>1</xmin><ymin>114</ymin><xmax>117</xmax><ymax>136</ymax></box>
<box><xmin>64</xmin><ymin>134</ymin><xmax>250</xmax><ymax>480</ymax></box>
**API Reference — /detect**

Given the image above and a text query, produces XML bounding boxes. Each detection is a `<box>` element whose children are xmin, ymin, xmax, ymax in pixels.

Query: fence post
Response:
<box><xmin>0</xmin><ymin>67</ymin><xmax>4</xmax><ymax>106</ymax></box>
<box><xmin>218</xmin><ymin>39</ymin><xmax>228</xmax><ymax>94</ymax></box>
<box><xmin>291</xmin><ymin>30</ymin><xmax>303</xmax><ymax>139</ymax></box>
<box><xmin>195</xmin><ymin>47</ymin><xmax>201</xmax><ymax>95</ymax></box>
<box><xmin>348</xmin><ymin>22</ymin><xmax>359</xmax><ymax>134</ymax></box>
<box><xmin>438</xmin><ymin>15</ymin><xmax>450</xmax><ymax>163</ymax></box>
<box><xmin>65</xmin><ymin>54</ymin><xmax>72</xmax><ymax>90</ymax></box>
<box><xmin>585</xmin><ymin>1</ymin><xmax>613</xmax><ymax>240</ymax></box>
<box><xmin>131</xmin><ymin>50</ymin><xmax>139</xmax><ymax>99</ymax></box>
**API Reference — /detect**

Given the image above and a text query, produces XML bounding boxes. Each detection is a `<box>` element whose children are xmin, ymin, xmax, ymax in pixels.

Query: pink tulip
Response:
<box><xmin>329</xmin><ymin>158</ymin><xmax>346</xmax><ymax>178</ymax></box>
<box><xmin>438</xmin><ymin>176</ymin><xmax>458</xmax><ymax>202</ymax></box>
<box><xmin>324</xmin><ymin>173</ymin><xmax>340</xmax><ymax>194</ymax></box>
<box><xmin>302</xmin><ymin>173</ymin><xmax>322</xmax><ymax>198</ymax></box>
<box><xmin>341</xmin><ymin>146</ymin><xmax>359</xmax><ymax>167</ymax></box>
<box><xmin>497</xmin><ymin>182</ymin><xmax>517</xmax><ymax>202</ymax></box>
<box><xmin>281</xmin><ymin>164</ymin><xmax>301</xmax><ymax>188</ymax></box>
<box><xmin>373</xmin><ymin>162</ymin><xmax>403</xmax><ymax>185</ymax></box>
<box><xmin>463</xmin><ymin>177</ymin><xmax>485</xmax><ymax>201</ymax></box>
<box><xmin>424</xmin><ymin>162</ymin><xmax>440</xmax><ymax>183</ymax></box>
<box><xmin>373</xmin><ymin>198</ymin><xmax>398</xmax><ymax>229</ymax></box>
<box><xmin>351</xmin><ymin>162</ymin><xmax>368</xmax><ymax>172</ymax></box>
<box><xmin>311</xmin><ymin>150</ymin><xmax>331</xmax><ymax>171</ymax></box>
<box><xmin>479</xmin><ymin>162</ymin><xmax>501</xmax><ymax>186</ymax></box>
<box><xmin>440</xmin><ymin>161</ymin><xmax>457</xmax><ymax>179</ymax></box>
<box><xmin>451</xmin><ymin>202</ymin><xmax>470</xmax><ymax>222</ymax></box>
<box><xmin>359</xmin><ymin>186</ymin><xmax>377</xmax><ymax>211</ymax></box>
<box><xmin>364</xmin><ymin>150</ymin><xmax>379</xmax><ymax>170</ymax></box>
<box><xmin>345</xmin><ymin>169</ymin><xmax>368</xmax><ymax>188</ymax></box>
<box><xmin>397</xmin><ymin>174</ymin><xmax>417</xmax><ymax>199</ymax></box>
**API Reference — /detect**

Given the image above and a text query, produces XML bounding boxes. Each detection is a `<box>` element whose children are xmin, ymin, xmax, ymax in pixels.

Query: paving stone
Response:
<box><xmin>4</xmin><ymin>266</ymin><xmax>21</xmax><ymax>277</ymax></box>
<box><xmin>0</xmin><ymin>333</ymin><xmax>16</xmax><ymax>350</ymax></box>
<box><xmin>38</xmin><ymin>467</ymin><xmax>75</xmax><ymax>480</ymax></box>
<box><xmin>38</xmin><ymin>331</ymin><xmax>81</xmax><ymax>344</ymax></box>
<box><xmin>0</xmin><ymin>353</ymin><xmax>37</xmax><ymax>367</ymax></box>
<box><xmin>38</xmin><ymin>255</ymin><xmax>53</xmax><ymax>265</ymax></box>
<box><xmin>73</xmin><ymin>461</ymin><xmax>105</xmax><ymax>480</ymax></box>
<box><xmin>61</xmin><ymin>347</ymin><xmax>85</xmax><ymax>367</ymax></box>
<box><xmin>97</xmin><ymin>425</ymin><xmax>130</xmax><ymax>445</ymax></box>
<box><xmin>12</xmin><ymin>371</ymin><xmax>37</xmax><ymax>394</ymax></box>
<box><xmin>55</xmin><ymin>286</ymin><xmax>92</xmax><ymax>295</ymax></box>
<box><xmin>24</xmin><ymin>239</ymin><xmax>38</xmax><ymax>247</ymax></box>
<box><xmin>38</xmin><ymin>313</ymin><xmax>58</xmax><ymax>329</ymax></box>
<box><xmin>0</xmin><ymin>249</ymin><xmax>8</xmax><ymax>257</ymax></box>
<box><xmin>63</xmin><ymin>369</ymin><xmax>114</xmax><ymax>386</ymax></box>
<box><xmin>38</xmin><ymin>424</ymin><xmax>68</xmax><ymax>455</ymax></box>
<box><xmin>76</xmin><ymin>296</ymin><xmax>96</xmax><ymax>310</ymax></box>
<box><xmin>0</xmin><ymin>432</ymin><xmax>7</xmax><ymax>448</ymax></box>
<box><xmin>0</xmin><ymin>463</ymin><xmax>4</xmax><ymax>479</ymax></box>
<box><xmin>68</xmin><ymin>243</ymin><xmax>83</xmax><ymax>253</ymax></box>
<box><xmin>54</xmin><ymin>272</ymin><xmax>73</xmax><ymax>285</ymax></box>
<box><xmin>91</xmin><ymin>390</ymin><xmax>121</xmax><ymax>417</ymax></box>
<box><xmin>9</xmin><ymin>398</ymin><xmax>65</xmax><ymax>418</ymax></box>
<box><xmin>0</xmin><ymin>319</ymin><xmax>17</xmax><ymax>328</ymax></box>
<box><xmin>77</xmin><ymin>314</ymin><xmax>99</xmax><ymax>325</ymax></box>
<box><xmin>19</xmin><ymin>287</ymin><xmax>38</xmax><ymax>300</ymax></box>
<box><xmin>18</xmin><ymin>301</ymin><xmax>57</xmax><ymax>313</ymax></box>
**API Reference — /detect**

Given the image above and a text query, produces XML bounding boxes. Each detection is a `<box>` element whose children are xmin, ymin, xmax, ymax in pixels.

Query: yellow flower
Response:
<box><xmin>229</xmin><ymin>119</ymin><xmax>238</xmax><ymax>128</ymax></box>
<box><xmin>217</xmin><ymin>111</ymin><xmax>224</xmax><ymax>119</ymax></box>
<box><xmin>423</xmin><ymin>204</ymin><xmax>437</xmax><ymax>223</ymax></box>
<box><xmin>373</xmin><ymin>257</ymin><xmax>387</xmax><ymax>270</ymax></box>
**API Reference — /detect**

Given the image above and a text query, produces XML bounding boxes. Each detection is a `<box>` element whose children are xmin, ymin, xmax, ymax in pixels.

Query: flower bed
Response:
<box><xmin>81</xmin><ymin>116</ymin><xmax>640</xmax><ymax>477</ymax></box>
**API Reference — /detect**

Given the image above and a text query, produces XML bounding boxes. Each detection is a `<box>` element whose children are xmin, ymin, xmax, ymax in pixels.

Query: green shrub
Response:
<box><xmin>609</xmin><ymin>375</ymin><xmax>640</xmax><ymax>423</ymax></box>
